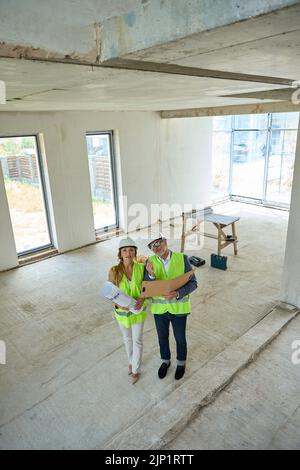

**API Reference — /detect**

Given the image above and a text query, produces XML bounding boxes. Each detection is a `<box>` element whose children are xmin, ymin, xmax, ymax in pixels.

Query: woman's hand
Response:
<box><xmin>115</xmin><ymin>304</ymin><xmax>129</xmax><ymax>311</ymax></box>
<box><xmin>134</xmin><ymin>298</ymin><xmax>144</xmax><ymax>310</ymax></box>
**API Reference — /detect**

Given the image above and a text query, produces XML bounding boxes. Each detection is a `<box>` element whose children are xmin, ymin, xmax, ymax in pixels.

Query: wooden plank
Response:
<box><xmin>232</xmin><ymin>222</ymin><xmax>238</xmax><ymax>255</ymax></box>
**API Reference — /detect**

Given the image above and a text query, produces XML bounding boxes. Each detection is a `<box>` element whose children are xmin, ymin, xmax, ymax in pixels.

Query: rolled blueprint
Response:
<box><xmin>101</xmin><ymin>281</ymin><xmax>144</xmax><ymax>314</ymax></box>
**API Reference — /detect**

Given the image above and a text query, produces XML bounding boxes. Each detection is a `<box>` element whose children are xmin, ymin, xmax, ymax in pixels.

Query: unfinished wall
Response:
<box><xmin>0</xmin><ymin>111</ymin><xmax>213</xmax><ymax>270</ymax></box>
<box><xmin>160</xmin><ymin>116</ymin><xmax>212</xmax><ymax>219</ymax></box>
<box><xmin>0</xmin><ymin>163</ymin><xmax>18</xmax><ymax>270</ymax></box>
<box><xmin>280</xmin><ymin>127</ymin><xmax>300</xmax><ymax>308</ymax></box>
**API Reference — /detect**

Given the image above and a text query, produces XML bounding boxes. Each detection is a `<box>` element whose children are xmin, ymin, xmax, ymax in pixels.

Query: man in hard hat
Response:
<box><xmin>145</xmin><ymin>233</ymin><xmax>197</xmax><ymax>380</ymax></box>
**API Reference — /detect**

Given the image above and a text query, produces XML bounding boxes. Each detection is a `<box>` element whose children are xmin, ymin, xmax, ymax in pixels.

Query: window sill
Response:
<box><xmin>18</xmin><ymin>247</ymin><xmax>58</xmax><ymax>267</ymax></box>
<box><xmin>96</xmin><ymin>227</ymin><xmax>123</xmax><ymax>242</ymax></box>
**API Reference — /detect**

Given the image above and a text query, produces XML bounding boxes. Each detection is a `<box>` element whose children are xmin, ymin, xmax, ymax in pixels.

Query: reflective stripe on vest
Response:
<box><xmin>152</xmin><ymin>296</ymin><xmax>190</xmax><ymax>305</ymax></box>
<box><xmin>149</xmin><ymin>252</ymin><xmax>191</xmax><ymax>315</ymax></box>
<box><xmin>115</xmin><ymin>310</ymin><xmax>138</xmax><ymax>317</ymax></box>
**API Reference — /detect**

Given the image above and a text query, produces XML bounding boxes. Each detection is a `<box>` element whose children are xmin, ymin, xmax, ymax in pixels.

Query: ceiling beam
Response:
<box><xmin>161</xmin><ymin>101</ymin><xmax>300</xmax><ymax>119</ymax></box>
<box><xmin>101</xmin><ymin>58</ymin><xmax>295</xmax><ymax>86</ymax></box>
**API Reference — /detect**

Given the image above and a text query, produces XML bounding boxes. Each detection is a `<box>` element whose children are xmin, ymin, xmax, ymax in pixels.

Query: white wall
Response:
<box><xmin>280</xmin><ymin>127</ymin><xmax>300</xmax><ymax>308</ymax></box>
<box><xmin>0</xmin><ymin>111</ymin><xmax>213</xmax><ymax>271</ymax></box>
<box><xmin>160</xmin><ymin>117</ymin><xmax>212</xmax><ymax>219</ymax></box>
<box><xmin>0</xmin><ymin>163</ymin><xmax>18</xmax><ymax>270</ymax></box>
<box><xmin>0</xmin><ymin>111</ymin><xmax>96</xmax><ymax>261</ymax></box>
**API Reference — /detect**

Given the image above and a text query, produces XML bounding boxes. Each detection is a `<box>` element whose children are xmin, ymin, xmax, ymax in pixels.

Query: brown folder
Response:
<box><xmin>140</xmin><ymin>270</ymin><xmax>194</xmax><ymax>298</ymax></box>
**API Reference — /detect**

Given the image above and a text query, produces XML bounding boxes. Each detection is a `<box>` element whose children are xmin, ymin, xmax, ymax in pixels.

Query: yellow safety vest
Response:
<box><xmin>149</xmin><ymin>252</ymin><xmax>191</xmax><ymax>315</ymax></box>
<box><xmin>115</xmin><ymin>262</ymin><xmax>147</xmax><ymax>328</ymax></box>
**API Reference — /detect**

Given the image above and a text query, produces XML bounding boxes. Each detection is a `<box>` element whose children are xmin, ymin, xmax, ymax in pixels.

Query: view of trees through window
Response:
<box><xmin>86</xmin><ymin>132</ymin><xmax>118</xmax><ymax>231</ymax></box>
<box><xmin>212</xmin><ymin>112</ymin><xmax>299</xmax><ymax>206</ymax></box>
<box><xmin>0</xmin><ymin>136</ymin><xmax>52</xmax><ymax>254</ymax></box>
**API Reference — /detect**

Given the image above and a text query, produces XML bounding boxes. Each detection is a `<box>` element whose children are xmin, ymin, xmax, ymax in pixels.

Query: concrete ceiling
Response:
<box><xmin>0</xmin><ymin>0</ymin><xmax>300</xmax><ymax>112</ymax></box>
<box><xmin>0</xmin><ymin>57</ymin><xmax>292</xmax><ymax>112</ymax></box>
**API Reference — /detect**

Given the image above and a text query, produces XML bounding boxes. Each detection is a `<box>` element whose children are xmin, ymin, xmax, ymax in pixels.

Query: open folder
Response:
<box><xmin>140</xmin><ymin>270</ymin><xmax>194</xmax><ymax>298</ymax></box>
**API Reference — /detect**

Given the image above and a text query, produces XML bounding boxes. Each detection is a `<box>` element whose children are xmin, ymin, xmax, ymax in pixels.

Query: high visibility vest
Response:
<box><xmin>115</xmin><ymin>262</ymin><xmax>147</xmax><ymax>328</ymax></box>
<box><xmin>149</xmin><ymin>252</ymin><xmax>191</xmax><ymax>315</ymax></box>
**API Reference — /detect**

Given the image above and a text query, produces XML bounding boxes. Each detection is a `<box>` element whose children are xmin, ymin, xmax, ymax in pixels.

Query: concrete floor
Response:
<box><xmin>0</xmin><ymin>202</ymin><xmax>293</xmax><ymax>449</ymax></box>
<box><xmin>166</xmin><ymin>313</ymin><xmax>300</xmax><ymax>450</ymax></box>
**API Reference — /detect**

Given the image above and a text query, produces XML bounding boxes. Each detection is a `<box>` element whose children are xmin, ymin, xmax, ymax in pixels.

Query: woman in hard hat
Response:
<box><xmin>108</xmin><ymin>237</ymin><xmax>146</xmax><ymax>384</ymax></box>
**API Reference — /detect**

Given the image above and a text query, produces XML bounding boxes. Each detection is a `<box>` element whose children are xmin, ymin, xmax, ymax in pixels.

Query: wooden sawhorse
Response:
<box><xmin>180</xmin><ymin>210</ymin><xmax>240</xmax><ymax>256</ymax></box>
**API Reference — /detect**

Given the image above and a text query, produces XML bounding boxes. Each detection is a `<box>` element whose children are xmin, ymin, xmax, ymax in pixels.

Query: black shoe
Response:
<box><xmin>175</xmin><ymin>365</ymin><xmax>185</xmax><ymax>380</ymax></box>
<box><xmin>158</xmin><ymin>362</ymin><xmax>170</xmax><ymax>379</ymax></box>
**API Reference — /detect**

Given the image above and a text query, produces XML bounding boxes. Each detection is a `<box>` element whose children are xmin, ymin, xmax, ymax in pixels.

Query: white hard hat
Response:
<box><xmin>147</xmin><ymin>232</ymin><xmax>167</xmax><ymax>248</ymax></box>
<box><xmin>118</xmin><ymin>237</ymin><xmax>138</xmax><ymax>249</ymax></box>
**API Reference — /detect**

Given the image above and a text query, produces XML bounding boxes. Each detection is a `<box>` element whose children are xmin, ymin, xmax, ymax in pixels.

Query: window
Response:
<box><xmin>212</xmin><ymin>116</ymin><xmax>232</xmax><ymax>200</ymax></box>
<box><xmin>231</xmin><ymin>127</ymin><xmax>267</xmax><ymax>200</ymax></box>
<box><xmin>234</xmin><ymin>113</ymin><xmax>268</xmax><ymax>130</ymax></box>
<box><xmin>0</xmin><ymin>135</ymin><xmax>52</xmax><ymax>254</ymax></box>
<box><xmin>212</xmin><ymin>112</ymin><xmax>299</xmax><ymax>207</ymax></box>
<box><xmin>86</xmin><ymin>132</ymin><xmax>118</xmax><ymax>232</ymax></box>
<box><xmin>266</xmin><ymin>114</ymin><xmax>299</xmax><ymax>204</ymax></box>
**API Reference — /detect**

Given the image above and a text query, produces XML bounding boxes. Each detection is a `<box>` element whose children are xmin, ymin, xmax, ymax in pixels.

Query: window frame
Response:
<box><xmin>0</xmin><ymin>133</ymin><xmax>54</xmax><ymax>256</ymax></box>
<box><xmin>86</xmin><ymin>130</ymin><xmax>119</xmax><ymax>234</ymax></box>
<box><xmin>212</xmin><ymin>112</ymin><xmax>299</xmax><ymax>208</ymax></box>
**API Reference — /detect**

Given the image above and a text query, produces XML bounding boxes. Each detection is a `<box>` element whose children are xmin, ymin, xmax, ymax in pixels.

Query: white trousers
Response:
<box><xmin>118</xmin><ymin>321</ymin><xmax>144</xmax><ymax>374</ymax></box>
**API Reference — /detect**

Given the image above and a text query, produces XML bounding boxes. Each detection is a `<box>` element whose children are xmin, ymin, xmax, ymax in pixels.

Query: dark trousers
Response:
<box><xmin>154</xmin><ymin>312</ymin><xmax>188</xmax><ymax>362</ymax></box>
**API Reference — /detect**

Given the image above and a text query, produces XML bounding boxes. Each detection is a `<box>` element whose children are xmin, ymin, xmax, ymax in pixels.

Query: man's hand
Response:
<box><xmin>163</xmin><ymin>291</ymin><xmax>178</xmax><ymax>301</ymax></box>
<box><xmin>134</xmin><ymin>298</ymin><xmax>144</xmax><ymax>310</ymax></box>
<box><xmin>146</xmin><ymin>260</ymin><xmax>155</xmax><ymax>277</ymax></box>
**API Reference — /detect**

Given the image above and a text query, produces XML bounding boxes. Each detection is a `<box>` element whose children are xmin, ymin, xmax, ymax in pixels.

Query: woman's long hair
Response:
<box><xmin>111</xmin><ymin>247</ymin><xmax>137</xmax><ymax>286</ymax></box>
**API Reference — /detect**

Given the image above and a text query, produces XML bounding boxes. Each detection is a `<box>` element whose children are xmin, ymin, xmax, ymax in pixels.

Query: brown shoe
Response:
<box><xmin>128</xmin><ymin>364</ymin><xmax>132</xmax><ymax>376</ymax></box>
<box><xmin>131</xmin><ymin>373</ymin><xmax>140</xmax><ymax>384</ymax></box>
